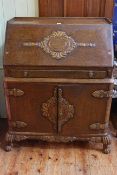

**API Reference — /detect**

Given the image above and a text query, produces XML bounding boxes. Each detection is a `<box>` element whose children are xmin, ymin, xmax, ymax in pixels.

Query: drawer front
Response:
<box><xmin>6</xmin><ymin>68</ymin><xmax>110</xmax><ymax>79</ymax></box>
<box><xmin>5</xmin><ymin>82</ymin><xmax>58</xmax><ymax>134</ymax></box>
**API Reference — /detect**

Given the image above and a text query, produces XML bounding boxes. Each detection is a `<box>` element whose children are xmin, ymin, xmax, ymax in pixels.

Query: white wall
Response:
<box><xmin>0</xmin><ymin>0</ymin><xmax>39</xmax><ymax>118</ymax></box>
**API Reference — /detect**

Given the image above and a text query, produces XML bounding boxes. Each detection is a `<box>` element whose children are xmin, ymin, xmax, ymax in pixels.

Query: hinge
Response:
<box><xmin>92</xmin><ymin>90</ymin><xmax>116</xmax><ymax>98</ymax></box>
<box><xmin>89</xmin><ymin>123</ymin><xmax>108</xmax><ymax>130</ymax></box>
<box><xmin>10</xmin><ymin>121</ymin><xmax>27</xmax><ymax>129</ymax></box>
<box><xmin>6</xmin><ymin>88</ymin><xmax>24</xmax><ymax>97</ymax></box>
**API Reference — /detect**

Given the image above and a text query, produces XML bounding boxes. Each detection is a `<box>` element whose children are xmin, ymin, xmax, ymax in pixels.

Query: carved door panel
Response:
<box><xmin>5</xmin><ymin>82</ymin><xmax>58</xmax><ymax>134</ymax></box>
<box><xmin>57</xmin><ymin>83</ymin><xmax>112</xmax><ymax>136</ymax></box>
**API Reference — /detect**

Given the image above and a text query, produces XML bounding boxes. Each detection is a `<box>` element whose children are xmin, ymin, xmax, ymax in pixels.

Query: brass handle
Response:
<box><xmin>6</xmin><ymin>89</ymin><xmax>24</xmax><ymax>97</ymax></box>
<box><xmin>24</xmin><ymin>71</ymin><xmax>28</xmax><ymax>77</ymax></box>
<box><xmin>88</xmin><ymin>71</ymin><xmax>95</xmax><ymax>79</ymax></box>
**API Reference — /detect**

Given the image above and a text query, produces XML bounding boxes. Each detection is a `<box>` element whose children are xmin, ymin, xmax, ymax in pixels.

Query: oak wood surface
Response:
<box><xmin>3</xmin><ymin>17</ymin><xmax>113</xmax><ymax>153</ymax></box>
<box><xmin>5</xmin><ymin>81</ymin><xmax>112</xmax><ymax>135</ymax></box>
<box><xmin>4</xmin><ymin>18</ymin><xmax>113</xmax><ymax>68</ymax></box>
<box><xmin>0</xmin><ymin>120</ymin><xmax>117</xmax><ymax>175</ymax></box>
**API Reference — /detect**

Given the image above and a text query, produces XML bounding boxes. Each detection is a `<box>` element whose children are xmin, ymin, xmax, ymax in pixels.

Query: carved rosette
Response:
<box><xmin>39</xmin><ymin>31</ymin><xmax>77</xmax><ymax>59</ymax></box>
<box><xmin>58</xmin><ymin>88</ymin><xmax>74</xmax><ymax>132</ymax></box>
<box><xmin>41</xmin><ymin>88</ymin><xmax>57</xmax><ymax>130</ymax></box>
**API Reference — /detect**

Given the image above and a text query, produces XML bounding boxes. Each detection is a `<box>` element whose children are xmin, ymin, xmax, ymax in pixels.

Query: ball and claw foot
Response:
<box><xmin>102</xmin><ymin>135</ymin><xmax>111</xmax><ymax>154</ymax></box>
<box><xmin>5</xmin><ymin>133</ymin><xmax>14</xmax><ymax>152</ymax></box>
<box><xmin>5</xmin><ymin>144</ymin><xmax>13</xmax><ymax>152</ymax></box>
<box><xmin>103</xmin><ymin>145</ymin><xmax>111</xmax><ymax>154</ymax></box>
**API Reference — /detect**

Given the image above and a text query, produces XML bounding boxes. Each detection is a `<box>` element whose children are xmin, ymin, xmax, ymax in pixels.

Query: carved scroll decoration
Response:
<box><xmin>41</xmin><ymin>88</ymin><xmax>57</xmax><ymax>131</ymax></box>
<box><xmin>58</xmin><ymin>88</ymin><xmax>74</xmax><ymax>132</ymax></box>
<box><xmin>23</xmin><ymin>31</ymin><xmax>96</xmax><ymax>59</ymax></box>
<box><xmin>6</xmin><ymin>88</ymin><xmax>24</xmax><ymax>97</ymax></box>
<box><xmin>92</xmin><ymin>90</ymin><xmax>116</xmax><ymax>98</ymax></box>
<box><xmin>5</xmin><ymin>131</ymin><xmax>111</xmax><ymax>153</ymax></box>
<box><xmin>10</xmin><ymin>121</ymin><xmax>28</xmax><ymax>129</ymax></box>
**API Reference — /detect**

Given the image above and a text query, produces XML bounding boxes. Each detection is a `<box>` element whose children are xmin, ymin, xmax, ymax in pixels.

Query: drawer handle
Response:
<box><xmin>88</xmin><ymin>71</ymin><xmax>95</xmax><ymax>78</ymax></box>
<box><xmin>24</xmin><ymin>71</ymin><xmax>28</xmax><ymax>77</ymax></box>
<box><xmin>92</xmin><ymin>89</ymin><xmax>117</xmax><ymax>98</ymax></box>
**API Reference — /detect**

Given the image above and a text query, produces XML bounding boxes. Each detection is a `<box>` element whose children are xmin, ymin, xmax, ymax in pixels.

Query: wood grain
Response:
<box><xmin>39</xmin><ymin>0</ymin><xmax>114</xmax><ymax>19</ymax></box>
<box><xmin>39</xmin><ymin>0</ymin><xmax>64</xmax><ymax>17</ymax></box>
<box><xmin>0</xmin><ymin>119</ymin><xmax>117</xmax><ymax>175</ymax></box>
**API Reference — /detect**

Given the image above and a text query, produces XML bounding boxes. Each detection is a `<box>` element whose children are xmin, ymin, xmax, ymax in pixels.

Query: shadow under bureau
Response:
<box><xmin>3</xmin><ymin>17</ymin><xmax>115</xmax><ymax>153</ymax></box>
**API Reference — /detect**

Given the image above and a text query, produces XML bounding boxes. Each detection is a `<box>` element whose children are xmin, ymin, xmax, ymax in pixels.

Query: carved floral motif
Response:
<box><xmin>23</xmin><ymin>31</ymin><xmax>96</xmax><ymax>59</ymax></box>
<box><xmin>5</xmin><ymin>132</ymin><xmax>111</xmax><ymax>154</ymax></box>
<box><xmin>41</xmin><ymin>88</ymin><xmax>57</xmax><ymax>130</ymax></box>
<box><xmin>58</xmin><ymin>88</ymin><xmax>74</xmax><ymax>132</ymax></box>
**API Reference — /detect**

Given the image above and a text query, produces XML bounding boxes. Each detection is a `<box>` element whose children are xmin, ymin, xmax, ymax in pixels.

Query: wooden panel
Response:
<box><xmin>39</xmin><ymin>0</ymin><xmax>114</xmax><ymax>19</ymax></box>
<box><xmin>86</xmin><ymin>0</ymin><xmax>105</xmax><ymax>17</ymax></box>
<box><xmin>4</xmin><ymin>19</ymin><xmax>113</xmax><ymax>68</ymax></box>
<box><xmin>64</xmin><ymin>0</ymin><xmax>86</xmax><ymax>17</ymax></box>
<box><xmin>105</xmin><ymin>0</ymin><xmax>114</xmax><ymax>19</ymax></box>
<box><xmin>39</xmin><ymin>0</ymin><xmax>64</xmax><ymax>17</ymax></box>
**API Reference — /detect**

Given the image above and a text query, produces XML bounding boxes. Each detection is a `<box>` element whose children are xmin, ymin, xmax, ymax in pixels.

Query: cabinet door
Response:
<box><xmin>5</xmin><ymin>82</ymin><xmax>58</xmax><ymax>134</ymax></box>
<box><xmin>57</xmin><ymin>83</ymin><xmax>112</xmax><ymax>136</ymax></box>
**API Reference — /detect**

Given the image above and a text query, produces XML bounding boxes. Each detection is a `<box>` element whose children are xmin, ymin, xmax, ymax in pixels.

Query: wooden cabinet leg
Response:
<box><xmin>102</xmin><ymin>135</ymin><xmax>111</xmax><ymax>154</ymax></box>
<box><xmin>5</xmin><ymin>133</ymin><xmax>14</xmax><ymax>152</ymax></box>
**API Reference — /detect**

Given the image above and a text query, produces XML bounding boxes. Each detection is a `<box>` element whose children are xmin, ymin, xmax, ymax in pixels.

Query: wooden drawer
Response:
<box><xmin>5</xmin><ymin>69</ymin><xmax>109</xmax><ymax>79</ymax></box>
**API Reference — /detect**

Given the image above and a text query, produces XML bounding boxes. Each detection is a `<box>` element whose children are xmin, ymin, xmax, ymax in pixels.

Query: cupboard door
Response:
<box><xmin>5</xmin><ymin>82</ymin><xmax>58</xmax><ymax>134</ymax></box>
<box><xmin>57</xmin><ymin>83</ymin><xmax>112</xmax><ymax>136</ymax></box>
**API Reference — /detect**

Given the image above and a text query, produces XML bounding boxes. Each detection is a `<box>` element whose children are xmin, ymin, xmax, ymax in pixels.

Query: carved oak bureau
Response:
<box><xmin>4</xmin><ymin>17</ymin><xmax>115</xmax><ymax>153</ymax></box>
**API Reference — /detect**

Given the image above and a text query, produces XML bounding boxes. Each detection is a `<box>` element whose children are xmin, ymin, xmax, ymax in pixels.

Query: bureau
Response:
<box><xmin>4</xmin><ymin>17</ymin><xmax>115</xmax><ymax>153</ymax></box>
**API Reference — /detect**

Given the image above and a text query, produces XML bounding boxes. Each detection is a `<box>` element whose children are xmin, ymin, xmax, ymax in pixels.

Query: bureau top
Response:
<box><xmin>8</xmin><ymin>17</ymin><xmax>111</xmax><ymax>25</ymax></box>
<box><xmin>4</xmin><ymin>17</ymin><xmax>114</xmax><ymax>68</ymax></box>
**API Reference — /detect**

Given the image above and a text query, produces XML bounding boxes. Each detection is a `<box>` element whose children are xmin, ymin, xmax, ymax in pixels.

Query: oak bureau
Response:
<box><xmin>3</xmin><ymin>17</ymin><xmax>115</xmax><ymax>153</ymax></box>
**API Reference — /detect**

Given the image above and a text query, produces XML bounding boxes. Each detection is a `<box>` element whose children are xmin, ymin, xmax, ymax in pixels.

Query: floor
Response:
<box><xmin>0</xmin><ymin>119</ymin><xmax>117</xmax><ymax>175</ymax></box>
